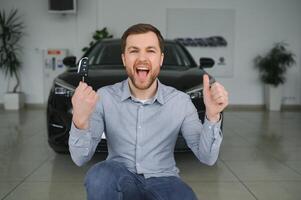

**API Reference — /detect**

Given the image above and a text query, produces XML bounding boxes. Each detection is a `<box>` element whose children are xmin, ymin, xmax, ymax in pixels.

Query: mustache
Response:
<box><xmin>134</xmin><ymin>61</ymin><xmax>151</xmax><ymax>68</ymax></box>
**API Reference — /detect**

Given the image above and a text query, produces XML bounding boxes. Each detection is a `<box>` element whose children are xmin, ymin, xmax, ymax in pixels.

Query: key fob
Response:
<box><xmin>77</xmin><ymin>57</ymin><xmax>89</xmax><ymax>82</ymax></box>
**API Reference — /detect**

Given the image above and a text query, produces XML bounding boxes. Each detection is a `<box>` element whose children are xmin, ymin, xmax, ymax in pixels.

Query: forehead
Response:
<box><xmin>125</xmin><ymin>32</ymin><xmax>160</xmax><ymax>49</ymax></box>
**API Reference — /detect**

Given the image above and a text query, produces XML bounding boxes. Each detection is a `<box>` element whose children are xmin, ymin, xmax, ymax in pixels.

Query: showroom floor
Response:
<box><xmin>0</xmin><ymin>108</ymin><xmax>301</xmax><ymax>200</ymax></box>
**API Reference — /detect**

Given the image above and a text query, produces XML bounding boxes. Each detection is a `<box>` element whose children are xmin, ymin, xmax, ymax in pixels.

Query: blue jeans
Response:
<box><xmin>84</xmin><ymin>160</ymin><xmax>198</xmax><ymax>200</ymax></box>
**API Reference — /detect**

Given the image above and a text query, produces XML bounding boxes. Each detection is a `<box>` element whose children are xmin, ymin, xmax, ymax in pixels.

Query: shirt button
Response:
<box><xmin>136</xmin><ymin>163</ymin><xmax>140</xmax><ymax>167</ymax></box>
<box><xmin>138</xmin><ymin>126</ymin><xmax>141</xmax><ymax>129</ymax></box>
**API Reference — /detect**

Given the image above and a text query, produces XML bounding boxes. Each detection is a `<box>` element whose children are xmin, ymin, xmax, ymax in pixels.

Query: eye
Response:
<box><xmin>148</xmin><ymin>49</ymin><xmax>156</xmax><ymax>53</ymax></box>
<box><xmin>129</xmin><ymin>50</ymin><xmax>138</xmax><ymax>53</ymax></box>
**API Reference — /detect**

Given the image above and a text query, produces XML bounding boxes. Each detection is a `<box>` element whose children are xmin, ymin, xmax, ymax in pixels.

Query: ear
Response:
<box><xmin>121</xmin><ymin>53</ymin><xmax>126</xmax><ymax>68</ymax></box>
<box><xmin>160</xmin><ymin>53</ymin><xmax>164</xmax><ymax>67</ymax></box>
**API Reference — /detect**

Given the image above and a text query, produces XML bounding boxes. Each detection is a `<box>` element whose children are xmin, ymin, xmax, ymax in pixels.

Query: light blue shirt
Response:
<box><xmin>69</xmin><ymin>79</ymin><xmax>223</xmax><ymax>178</ymax></box>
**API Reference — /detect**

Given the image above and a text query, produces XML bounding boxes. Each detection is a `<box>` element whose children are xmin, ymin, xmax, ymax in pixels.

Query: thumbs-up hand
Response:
<box><xmin>203</xmin><ymin>74</ymin><xmax>228</xmax><ymax>122</ymax></box>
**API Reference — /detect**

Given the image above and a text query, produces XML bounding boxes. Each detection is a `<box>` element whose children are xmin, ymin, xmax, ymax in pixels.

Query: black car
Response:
<box><xmin>47</xmin><ymin>39</ymin><xmax>216</xmax><ymax>153</ymax></box>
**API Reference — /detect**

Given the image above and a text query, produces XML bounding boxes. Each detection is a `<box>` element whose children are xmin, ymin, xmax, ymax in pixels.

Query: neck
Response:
<box><xmin>128</xmin><ymin>79</ymin><xmax>158</xmax><ymax>100</ymax></box>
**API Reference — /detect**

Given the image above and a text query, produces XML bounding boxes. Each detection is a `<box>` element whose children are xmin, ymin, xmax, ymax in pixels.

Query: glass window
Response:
<box><xmin>162</xmin><ymin>43</ymin><xmax>193</xmax><ymax>67</ymax></box>
<box><xmin>88</xmin><ymin>43</ymin><xmax>123</xmax><ymax>66</ymax></box>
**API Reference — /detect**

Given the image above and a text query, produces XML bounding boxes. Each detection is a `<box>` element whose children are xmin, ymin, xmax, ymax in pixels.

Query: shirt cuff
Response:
<box><xmin>204</xmin><ymin>114</ymin><xmax>223</xmax><ymax>139</ymax></box>
<box><xmin>69</xmin><ymin>122</ymin><xmax>90</xmax><ymax>146</ymax></box>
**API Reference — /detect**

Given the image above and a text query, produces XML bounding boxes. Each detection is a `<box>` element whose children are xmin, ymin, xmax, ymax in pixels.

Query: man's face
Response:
<box><xmin>122</xmin><ymin>32</ymin><xmax>164</xmax><ymax>90</ymax></box>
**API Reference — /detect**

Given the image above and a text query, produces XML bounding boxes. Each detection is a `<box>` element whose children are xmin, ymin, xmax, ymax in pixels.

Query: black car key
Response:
<box><xmin>77</xmin><ymin>57</ymin><xmax>89</xmax><ymax>82</ymax></box>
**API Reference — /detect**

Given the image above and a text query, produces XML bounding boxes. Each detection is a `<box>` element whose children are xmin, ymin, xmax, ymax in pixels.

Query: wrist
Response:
<box><xmin>72</xmin><ymin>116</ymin><xmax>89</xmax><ymax>130</ymax></box>
<box><xmin>206</xmin><ymin>113</ymin><xmax>220</xmax><ymax>123</ymax></box>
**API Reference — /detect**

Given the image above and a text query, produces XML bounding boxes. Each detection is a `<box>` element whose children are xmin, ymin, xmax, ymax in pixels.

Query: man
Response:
<box><xmin>69</xmin><ymin>23</ymin><xmax>228</xmax><ymax>200</ymax></box>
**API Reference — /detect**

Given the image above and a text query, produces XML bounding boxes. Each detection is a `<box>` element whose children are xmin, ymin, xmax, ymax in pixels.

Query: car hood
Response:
<box><xmin>57</xmin><ymin>66</ymin><xmax>206</xmax><ymax>92</ymax></box>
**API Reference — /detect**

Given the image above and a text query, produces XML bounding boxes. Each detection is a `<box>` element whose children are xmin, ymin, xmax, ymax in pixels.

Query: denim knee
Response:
<box><xmin>84</xmin><ymin>160</ymin><xmax>123</xmax><ymax>192</ymax></box>
<box><xmin>145</xmin><ymin>176</ymin><xmax>198</xmax><ymax>200</ymax></box>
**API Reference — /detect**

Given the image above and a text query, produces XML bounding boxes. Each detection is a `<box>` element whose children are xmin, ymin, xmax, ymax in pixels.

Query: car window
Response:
<box><xmin>88</xmin><ymin>43</ymin><xmax>123</xmax><ymax>66</ymax></box>
<box><xmin>163</xmin><ymin>45</ymin><xmax>191</xmax><ymax>67</ymax></box>
<box><xmin>87</xmin><ymin>42</ymin><xmax>195</xmax><ymax>68</ymax></box>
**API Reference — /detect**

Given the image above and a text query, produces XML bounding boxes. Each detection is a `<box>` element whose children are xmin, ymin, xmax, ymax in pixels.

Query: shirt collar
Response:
<box><xmin>120</xmin><ymin>78</ymin><xmax>165</xmax><ymax>105</ymax></box>
<box><xmin>120</xmin><ymin>79</ymin><xmax>132</xmax><ymax>101</ymax></box>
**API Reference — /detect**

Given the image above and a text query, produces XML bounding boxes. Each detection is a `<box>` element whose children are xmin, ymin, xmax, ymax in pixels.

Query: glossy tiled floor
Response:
<box><xmin>0</xmin><ymin>108</ymin><xmax>301</xmax><ymax>200</ymax></box>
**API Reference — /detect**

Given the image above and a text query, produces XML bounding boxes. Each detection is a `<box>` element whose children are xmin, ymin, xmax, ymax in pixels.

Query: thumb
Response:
<box><xmin>203</xmin><ymin>74</ymin><xmax>210</xmax><ymax>96</ymax></box>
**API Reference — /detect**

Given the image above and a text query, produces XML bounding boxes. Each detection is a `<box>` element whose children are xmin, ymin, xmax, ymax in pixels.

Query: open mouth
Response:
<box><xmin>136</xmin><ymin>67</ymin><xmax>150</xmax><ymax>81</ymax></box>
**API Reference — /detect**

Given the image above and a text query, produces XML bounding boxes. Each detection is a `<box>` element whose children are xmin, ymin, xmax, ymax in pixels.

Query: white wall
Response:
<box><xmin>0</xmin><ymin>0</ymin><xmax>300</xmax><ymax>105</ymax></box>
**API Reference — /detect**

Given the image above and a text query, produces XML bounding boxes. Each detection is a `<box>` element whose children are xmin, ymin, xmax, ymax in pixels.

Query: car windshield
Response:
<box><xmin>86</xmin><ymin>41</ymin><xmax>195</xmax><ymax>69</ymax></box>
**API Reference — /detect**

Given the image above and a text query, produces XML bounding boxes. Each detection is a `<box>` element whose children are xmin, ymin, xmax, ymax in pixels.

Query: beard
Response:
<box><xmin>128</xmin><ymin>72</ymin><xmax>157</xmax><ymax>90</ymax></box>
<box><xmin>126</xmin><ymin>61</ymin><xmax>160</xmax><ymax>90</ymax></box>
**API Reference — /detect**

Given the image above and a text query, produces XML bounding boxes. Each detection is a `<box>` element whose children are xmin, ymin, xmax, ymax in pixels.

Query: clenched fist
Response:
<box><xmin>72</xmin><ymin>82</ymin><xmax>99</xmax><ymax>129</ymax></box>
<box><xmin>203</xmin><ymin>74</ymin><xmax>228</xmax><ymax>122</ymax></box>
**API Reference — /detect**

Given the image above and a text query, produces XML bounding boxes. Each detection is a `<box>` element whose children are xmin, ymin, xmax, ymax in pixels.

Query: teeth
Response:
<box><xmin>137</xmin><ymin>68</ymin><xmax>149</xmax><ymax>70</ymax></box>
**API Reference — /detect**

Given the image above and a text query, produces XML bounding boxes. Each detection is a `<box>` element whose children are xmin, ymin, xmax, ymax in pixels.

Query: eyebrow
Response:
<box><xmin>146</xmin><ymin>46</ymin><xmax>158</xmax><ymax>50</ymax></box>
<box><xmin>127</xmin><ymin>46</ymin><xmax>139</xmax><ymax>51</ymax></box>
<box><xmin>127</xmin><ymin>46</ymin><xmax>158</xmax><ymax>51</ymax></box>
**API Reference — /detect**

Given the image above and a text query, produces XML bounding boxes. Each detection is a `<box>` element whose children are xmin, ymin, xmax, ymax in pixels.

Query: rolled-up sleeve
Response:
<box><xmin>180</xmin><ymin>97</ymin><xmax>223</xmax><ymax>166</ymax></box>
<box><xmin>68</xmin><ymin>89</ymin><xmax>104</xmax><ymax>166</ymax></box>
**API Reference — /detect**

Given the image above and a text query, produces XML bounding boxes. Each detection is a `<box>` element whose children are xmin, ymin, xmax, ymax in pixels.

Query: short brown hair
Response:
<box><xmin>121</xmin><ymin>23</ymin><xmax>164</xmax><ymax>53</ymax></box>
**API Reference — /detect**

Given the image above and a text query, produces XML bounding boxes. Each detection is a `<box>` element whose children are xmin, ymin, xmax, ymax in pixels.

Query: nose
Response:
<box><xmin>137</xmin><ymin>51</ymin><xmax>147</xmax><ymax>62</ymax></box>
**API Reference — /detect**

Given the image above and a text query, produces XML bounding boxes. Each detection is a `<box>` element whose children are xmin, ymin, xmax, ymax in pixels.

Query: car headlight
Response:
<box><xmin>53</xmin><ymin>78</ymin><xmax>75</xmax><ymax>98</ymax></box>
<box><xmin>186</xmin><ymin>84</ymin><xmax>203</xmax><ymax>99</ymax></box>
<box><xmin>186</xmin><ymin>76</ymin><xmax>216</xmax><ymax>99</ymax></box>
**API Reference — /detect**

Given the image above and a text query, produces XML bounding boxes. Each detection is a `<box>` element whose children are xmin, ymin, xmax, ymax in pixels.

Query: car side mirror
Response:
<box><xmin>199</xmin><ymin>57</ymin><xmax>215</xmax><ymax>68</ymax></box>
<box><xmin>63</xmin><ymin>56</ymin><xmax>77</xmax><ymax>67</ymax></box>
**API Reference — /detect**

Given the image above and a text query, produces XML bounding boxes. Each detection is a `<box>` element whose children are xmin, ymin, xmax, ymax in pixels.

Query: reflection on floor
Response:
<box><xmin>0</xmin><ymin>108</ymin><xmax>301</xmax><ymax>200</ymax></box>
